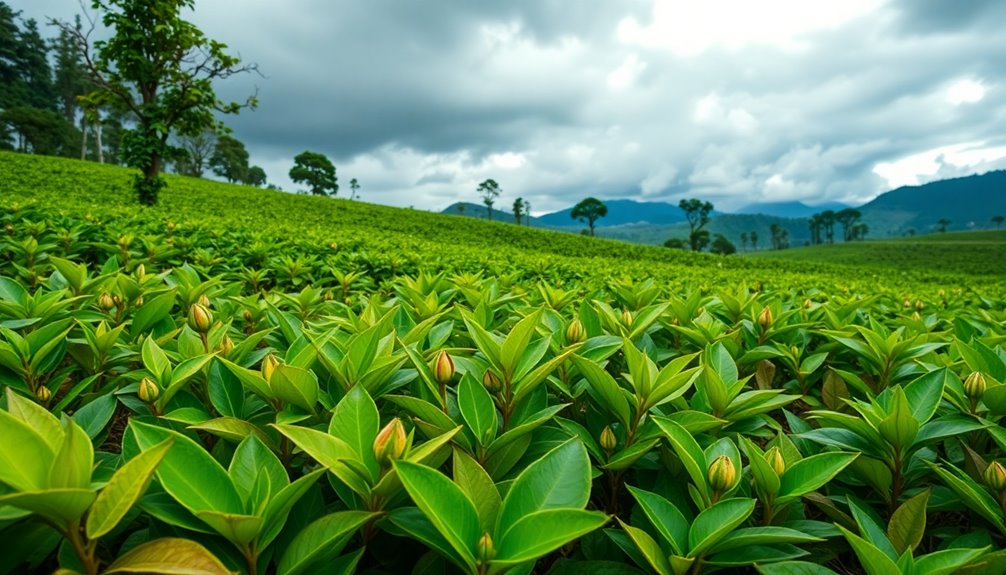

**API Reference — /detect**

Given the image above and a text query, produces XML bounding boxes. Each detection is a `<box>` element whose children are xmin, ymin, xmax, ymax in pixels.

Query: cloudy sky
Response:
<box><xmin>19</xmin><ymin>0</ymin><xmax>1006</xmax><ymax>213</ymax></box>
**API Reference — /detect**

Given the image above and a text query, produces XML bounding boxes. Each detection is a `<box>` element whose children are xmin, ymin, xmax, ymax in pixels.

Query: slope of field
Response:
<box><xmin>1</xmin><ymin>152</ymin><xmax>1001</xmax><ymax>296</ymax></box>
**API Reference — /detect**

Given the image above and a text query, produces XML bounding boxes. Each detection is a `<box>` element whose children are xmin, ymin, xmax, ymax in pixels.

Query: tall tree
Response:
<box><xmin>513</xmin><ymin>197</ymin><xmax>525</xmax><ymax>226</ymax></box>
<box><xmin>750</xmin><ymin>230</ymin><xmax>759</xmax><ymax>251</ymax></box>
<box><xmin>991</xmin><ymin>215</ymin><xmax>1004</xmax><ymax>230</ymax></box>
<box><xmin>936</xmin><ymin>218</ymin><xmax>951</xmax><ymax>233</ymax></box>
<box><xmin>710</xmin><ymin>233</ymin><xmax>736</xmax><ymax>255</ymax></box>
<box><xmin>52</xmin><ymin>15</ymin><xmax>88</xmax><ymax>124</ymax></box>
<box><xmin>819</xmin><ymin>210</ymin><xmax>836</xmax><ymax>244</ymax></box>
<box><xmin>349</xmin><ymin>178</ymin><xmax>360</xmax><ymax>200</ymax></box>
<box><xmin>289</xmin><ymin>150</ymin><xmax>338</xmax><ymax>196</ymax></box>
<box><xmin>740</xmin><ymin>231</ymin><xmax>749</xmax><ymax>251</ymax></box>
<box><xmin>477</xmin><ymin>179</ymin><xmax>500</xmax><ymax>220</ymax></box>
<box><xmin>173</xmin><ymin>128</ymin><xmax>216</xmax><ymax>177</ymax></box>
<box><xmin>836</xmin><ymin>208</ymin><xmax>862</xmax><ymax>242</ymax></box>
<box><xmin>808</xmin><ymin>213</ymin><xmax>822</xmax><ymax>245</ymax></box>
<box><xmin>245</xmin><ymin>165</ymin><xmax>266</xmax><ymax>187</ymax></box>
<box><xmin>679</xmin><ymin>198</ymin><xmax>714</xmax><ymax>251</ymax></box>
<box><xmin>209</xmin><ymin>134</ymin><xmax>249</xmax><ymax>183</ymax></box>
<box><xmin>770</xmin><ymin>223</ymin><xmax>782</xmax><ymax>250</ymax></box>
<box><xmin>54</xmin><ymin>0</ymin><xmax>258</xmax><ymax>205</ymax></box>
<box><xmin>571</xmin><ymin>197</ymin><xmax>608</xmax><ymax>236</ymax></box>
<box><xmin>15</xmin><ymin>18</ymin><xmax>55</xmax><ymax>110</ymax></box>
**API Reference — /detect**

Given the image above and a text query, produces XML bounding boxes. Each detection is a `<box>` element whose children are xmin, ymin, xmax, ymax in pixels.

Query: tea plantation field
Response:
<box><xmin>0</xmin><ymin>151</ymin><xmax>1005</xmax><ymax>575</ymax></box>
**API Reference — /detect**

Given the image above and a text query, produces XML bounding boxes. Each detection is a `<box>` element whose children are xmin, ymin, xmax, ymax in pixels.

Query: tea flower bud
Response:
<box><xmin>188</xmin><ymin>303</ymin><xmax>213</xmax><ymax>333</ymax></box>
<box><xmin>477</xmin><ymin>532</ymin><xmax>495</xmax><ymax>565</ymax></box>
<box><xmin>621</xmin><ymin>309</ymin><xmax>633</xmax><ymax>326</ymax></box>
<box><xmin>3</xmin><ymin>223</ymin><xmax>12</xmax><ymax>235</ymax></box>
<box><xmin>261</xmin><ymin>354</ymin><xmax>279</xmax><ymax>382</ymax></box>
<box><xmin>197</xmin><ymin>294</ymin><xmax>211</xmax><ymax>308</ymax></box>
<box><xmin>135</xmin><ymin>263</ymin><xmax>145</xmax><ymax>278</ymax></box>
<box><xmin>708</xmin><ymin>455</ymin><xmax>737</xmax><ymax>492</ymax></box>
<box><xmin>138</xmin><ymin>377</ymin><xmax>160</xmax><ymax>403</ymax></box>
<box><xmin>218</xmin><ymin>335</ymin><xmax>234</xmax><ymax>356</ymax></box>
<box><xmin>600</xmin><ymin>425</ymin><xmax>617</xmax><ymax>452</ymax></box>
<box><xmin>373</xmin><ymin>418</ymin><xmax>407</xmax><ymax>465</ymax></box>
<box><xmin>915</xmin><ymin>300</ymin><xmax>924</xmax><ymax>311</ymax></box>
<box><xmin>566</xmin><ymin>318</ymin><xmax>587</xmax><ymax>344</ymax></box>
<box><xmin>483</xmin><ymin>370</ymin><xmax>502</xmax><ymax>394</ymax></box>
<box><xmin>432</xmin><ymin>351</ymin><xmax>455</xmax><ymax>385</ymax></box>
<box><xmin>766</xmin><ymin>447</ymin><xmax>786</xmax><ymax>476</ymax></box>
<box><xmin>758</xmin><ymin>307</ymin><xmax>773</xmax><ymax>330</ymax></box>
<box><xmin>242</xmin><ymin>310</ymin><xmax>254</xmax><ymax>323</ymax></box>
<box><xmin>99</xmin><ymin>293</ymin><xmax>115</xmax><ymax>311</ymax></box>
<box><xmin>985</xmin><ymin>461</ymin><xmax>1006</xmax><ymax>492</ymax></box>
<box><xmin>35</xmin><ymin>386</ymin><xmax>52</xmax><ymax>403</ymax></box>
<box><xmin>964</xmin><ymin>371</ymin><xmax>986</xmax><ymax>401</ymax></box>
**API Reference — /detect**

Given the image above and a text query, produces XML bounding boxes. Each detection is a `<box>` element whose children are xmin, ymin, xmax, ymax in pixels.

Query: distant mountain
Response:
<box><xmin>535</xmin><ymin>199</ymin><xmax>689</xmax><ymax>227</ymax></box>
<box><xmin>859</xmin><ymin>170</ymin><xmax>1006</xmax><ymax>236</ymax></box>
<box><xmin>735</xmin><ymin>200</ymin><xmax>848</xmax><ymax>219</ymax></box>
<box><xmin>441</xmin><ymin>202</ymin><xmax>542</xmax><ymax>225</ymax></box>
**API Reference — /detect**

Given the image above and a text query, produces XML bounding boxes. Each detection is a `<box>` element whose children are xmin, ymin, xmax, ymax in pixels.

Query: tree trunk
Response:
<box><xmin>95</xmin><ymin>120</ymin><xmax>104</xmax><ymax>164</ymax></box>
<box><xmin>80</xmin><ymin>117</ymin><xmax>88</xmax><ymax>161</ymax></box>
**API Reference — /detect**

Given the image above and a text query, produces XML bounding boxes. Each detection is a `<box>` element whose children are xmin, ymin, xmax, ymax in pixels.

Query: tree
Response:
<box><xmin>477</xmin><ymin>179</ymin><xmax>500</xmax><ymax>220</ymax></box>
<box><xmin>173</xmin><ymin>129</ymin><xmax>216</xmax><ymax>177</ymax></box>
<box><xmin>770</xmin><ymin>223</ymin><xmax>782</xmax><ymax>250</ymax></box>
<box><xmin>0</xmin><ymin>106</ymin><xmax>76</xmax><ymax>155</ymax></box>
<box><xmin>836</xmin><ymin>208</ymin><xmax>862</xmax><ymax>242</ymax></box>
<box><xmin>851</xmin><ymin>222</ymin><xmax>869</xmax><ymax>241</ymax></box>
<box><xmin>690</xmin><ymin>229</ymin><xmax>711</xmax><ymax>252</ymax></box>
<box><xmin>349</xmin><ymin>178</ymin><xmax>360</xmax><ymax>200</ymax></box>
<box><xmin>290</xmin><ymin>151</ymin><xmax>338</xmax><ymax>196</ymax></box>
<box><xmin>750</xmin><ymin>230</ymin><xmax>759</xmax><ymax>251</ymax></box>
<box><xmin>992</xmin><ymin>215</ymin><xmax>1004</xmax><ymax>230</ymax></box>
<box><xmin>570</xmin><ymin>197</ymin><xmax>607</xmax><ymax>236</ymax></box>
<box><xmin>710</xmin><ymin>233</ymin><xmax>736</xmax><ymax>255</ymax></box>
<box><xmin>679</xmin><ymin>198</ymin><xmax>714</xmax><ymax>251</ymax></box>
<box><xmin>209</xmin><ymin>134</ymin><xmax>249</xmax><ymax>183</ymax></box>
<box><xmin>808</xmin><ymin>213</ymin><xmax>822</xmax><ymax>245</ymax></box>
<box><xmin>820</xmin><ymin>210</ymin><xmax>836</xmax><ymax>244</ymax></box>
<box><xmin>245</xmin><ymin>165</ymin><xmax>266</xmax><ymax>187</ymax></box>
<box><xmin>936</xmin><ymin>218</ymin><xmax>951</xmax><ymax>233</ymax></box>
<box><xmin>524</xmin><ymin>201</ymin><xmax>532</xmax><ymax>226</ymax></box>
<box><xmin>54</xmin><ymin>0</ymin><xmax>258</xmax><ymax>205</ymax></box>
<box><xmin>51</xmin><ymin>15</ymin><xmax>88</xmax><ymax>124</ymax></box>
<box><xmin>513</xmin><ymin>197</ymin><xmax>525</xmax><ymax>225</ymax></box>
<box><xmin>740</xmin><ymin>232</ymin><xmax>749</xmax><ymax>251</ymax></box>
<box><xmin>663</xmin><ymin>238</ymin><xmax>688</xmax><ymax>250</ymax></box>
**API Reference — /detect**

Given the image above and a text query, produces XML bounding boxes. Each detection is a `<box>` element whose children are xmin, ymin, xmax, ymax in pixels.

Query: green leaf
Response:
<box><xmin>500</xmin><ymin>308</ymin><xmax>543</xmax><ymax>377</ymax></box>
<box><xmin>457</xmin><ymin>372</ymin><xmax>498</xmax><ymax>446</ymax></box>
<box><xmin>755</xmin><ymin>561</ymin><xmax>841</xmax><ymax>574</ymax></box>
<box><xmin>453</xmin><ymin>449</ymin><xmax>501</xmax><ymax>534</ymax></box>
<box><xmin>495</xmin><ymin>439</ymin><xmax>591</xmax><ymax>537</ymax></box>
<box><xmin>616</xmin><ymin>519</ymin><xmax>673</xmax><ymax>575</ymax></box>
<box><xmin>159</xmin><ymin>354</ymin><xmax>215</xmax><ymax>409</ymax></box>
<box><xmin>687</xmin><ymin>498</ymin><xmax>756</xmax><ymax>557</ymax></box>
<box><xmin>903</xmin><ymin>369</ymin><xmax>948</xmax><ymax>424</ymax></box>
<box><xmin>258</xmin><ymin>468</ymin><xmax>326</xmax><ymax>549</ymax></box>
<box><xmin>626</xmin><ymin>485</ymin><xmax>689</xmax><ymax>556</ymax></box>
<box><xmin>5</xmin><ymin>387</ymin><xmax>61</xmax><ymax>450</ymax></box>
<box><xmin>130</xmin><ymin>291</ymin><xmax>177</xmax><ymax>339</ymax></box>
<box><xmin>0</xmin><ymin>488</ymin><xmax>95</xmax><ymax>526</ymax></box>
<box><xmin>228</xmin><ymin>435</ymin><xmax>287</xmax><ymax>505</ymax></box>
<box><xmin>707</xmin><ymin>526</ymin><xmax>823</xmax><ymax>554</ymax></box>
<box><xmin>653</xmin><ymin>416</ymin><xmax>709</xmax><ymax>503</ymax></box>
<box><xmin>48</xmin><ymin>417</ymin><xmax>93</xmax><ymax>490</ymax></box>
<box><xmin>494</xmin><ymin>509</ymin><xmax>608</xmax><ymax>566</ymax></box>
<box><xmin>394</xmin><ymin>460</ymin><xmax>479</xmax><ymax>573</ymax></box>
<box><xmin>104</xmin><ymin>537</ymin><xmax>232</xmax><ymax>574</ymax></box>
<box><xmin>913</xmin><ymin>547</ymin><xmax>988</xmax><ymax>575</ymax></box>
<box><xmin>189</xmin><ymin>417</ymin><xmax>274</xmax><ymax>449</ymax></box>
<box><xmin>835</xmin><ymin>524</ymin><xmax>901</xmax><ymax>575</ymax></box>
<box><xmin>778</xmin><ymin>452</ymin><xmax>858</xmax><ymax>500</ymax></box>
<box><xmin>277</xmin><ymin>510</ymin><xmax>375</xmax><ymax>575</ymax></box>
<box><xmin>571</xmin><ymin>355</ymin><xmax>632</xmax><ymax>429</ymax></box>
<box><xmin>87</xmin><ymin>439</ymin><xmax>173</xmax><ymax>540</ymax></box>
<box><xmin>877</xmin><ymin>387</ymin><xmax>918</xmax><ymax>451</ymax></box>
<box><xmin>129</xmin><ymin>420</ymin><xmax>243</xmax><ymax>514</ymax></box>
<box><xmin>142</xmin><ymin>336</ymin><xmax>170</xmax><ymax>381</ymax></box>
<box><xmin>328</xmin><ymin>384</ymin><xmax>380</xmax><ymax>481</ymax></box>
<box><xmin>272</xmin><ymin>424</ymin><xmax>371</xmax><ymax>498</ymax></box>
<box><xmin>0</xmin><ymin>409</ymin><xmax>55</xmax><ymax>490</ymax></box>
<box><xmin>269</xmin><ymin>364</ymin><xmax>319</xmax><ymax>413</ymax></box>
<box><xmin>72</xmin><ymin>393</ymin><xmax>117</xmax><ymax>439</ymax></box>
<box><xmin>887</xmin><ymin>489</ymin><xmax>928</xmax><ymax>555</ymax></box>
<box><xmin>461</xmin><ymin>310</ymin><xmax>503</xmax><ymax>371</ymax></box>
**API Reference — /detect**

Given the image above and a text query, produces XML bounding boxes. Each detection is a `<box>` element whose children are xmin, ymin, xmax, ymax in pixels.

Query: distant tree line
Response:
<box><xmin>807</xmin><ymin>208</ymin><xmax>868</xmax><ymax>245</ymax></box>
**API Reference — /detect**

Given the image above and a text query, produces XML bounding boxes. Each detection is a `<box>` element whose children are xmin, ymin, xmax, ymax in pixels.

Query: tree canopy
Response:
<box><xmin>571</xmin><ymin>197</ymin><xmax>608</xmax><ymax>236</ymax></box>
<box><xmin>290</xmin><ymin>150</ymin><xmax>338</xmax><ymax>196</ymax></box>
<box><xmin>477</xmin><ymin>179</ymin><xmax>500</xmax><ymax>220</ymax></box>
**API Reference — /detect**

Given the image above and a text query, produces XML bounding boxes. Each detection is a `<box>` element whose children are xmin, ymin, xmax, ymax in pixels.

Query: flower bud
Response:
<box><xmin>373</xmin><ymin>418</ymin><xmax>407</xmax><ymax>465</ymax></box>
<box><xmin>218</xmin><ymin>335</ymin><xmax>234</xmax><ymax>356</ymax></box>
<box><xmin>765</xmin><ymin>447</ymin><xmax>786</xmax><ymax>476</ymax></box>
<box><xmin>135</xmin><ymin>263</ymin><xmax>145</xmax><ymax>278</ymax></box>
<box><xmin>621</xmin><ymin>309</ymin><xmax>633</xmax><ymax>326</ymax></box>
<box><xmin>432</xmin><ymin>350</ymin><xmax>455</xmax><ymax>385</ymax></box>
<box><xmin>708</xmin><ymin>455</ymin><xmax>737</xmax><ymax>492</ymax></box>
<box><xmin>3</xmin><ymin>223</ymin><xmax>12</xmax><ymax>235</ymax></box>
<box><xmin>483</xmin><ymin>370</ymin><xmax>502</xmax><ymax>395</ymax></box>
<box><xmin>198</xmin><ymin>294</ymin><xmax>211</xmax><ymax>308</ymax></box>
<box><xmin>938</xmin><ymin>289</ymin><xmax>946</xmax><ymax>300</ymax></box>
<box><xmin>758</xmin><ymin>307</ymin><xmax>773</xmax><ymax>330</ymax></box>
<box><xmin>915</xmin><ymin>300</ymin><xmax>924</xmax><ymax>311</ymax></box>
<box><xmin>242</xmin><ymin>310</ymin><xmax>254</xmax><ymax>323</ymax></box>
<box><xmin>133</xmin><ymin>296</ymin><xmax>144</xmax><ymax>307</ymax></box>
<box><xmin>803</xmin><ymin>298</ymin><xmax>813</xmax><ymax>309</ymax></box>
<box><xmin>963</xmin><ymin>371</ymin><xmax>986</xmax><ymax>401</ymax></box>
<box><xmin>188</xmin><ymin>303</ymin><xmax>213</xmax><ymax>333</ymax></box>
<box><xmin>99</xmin><ymin>292</ymin><xmax>115</xmax><ymax>311</ymax></box>
<box><xmin>985</xmin><ymin>461</ymin><xmax>1006</xmax><ymax>492</ymax></box>
<box><xmin>138</xmin><ymin>377</ymin><xmax>159</xmax><ymax>403</ymax></box>
<box><xmin>477</xmin><ymin>532</ymin><xmax>495</xmax><ymax>565</ymax></box>
<box><xmin>35</xmin><ymin>386</ymin><xmax>52</xmax><ymax>403</ymax></box>
<box><xmin>903</xmin><ymin>299</ymin><xmax>912</xmax><ymax>308</ymax></box>
<box><xmin>600</xmin><ymin>425</ymin><xmax>617</xmax><ymax>452</ymax></box>
<box><xmin>112</xmin><ymin>295</ymin><xmax>124</xmax><ymax>309</ymax></box>
<box><xmin>261</xmin><ymin>354</ymin><xmax>279</xmax><ymax>382</ymax></box>
<box><xmin>566</xmin><ymin>318</ymin><xmax>587</xmax><ymax>344</ymax></box>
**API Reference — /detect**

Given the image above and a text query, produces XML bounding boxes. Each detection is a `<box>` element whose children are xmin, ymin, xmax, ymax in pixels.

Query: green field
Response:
<box><xmin>1</xmin><ymin>152</ymin><xmax>1006</xmax><ymax>575</ymax></box>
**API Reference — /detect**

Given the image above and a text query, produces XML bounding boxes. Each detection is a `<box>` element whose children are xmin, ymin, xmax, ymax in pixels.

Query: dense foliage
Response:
<box><xmin>0</xmin><ymin>153</ymin><xmax>1005</xmax><ymax>574</ymax></box>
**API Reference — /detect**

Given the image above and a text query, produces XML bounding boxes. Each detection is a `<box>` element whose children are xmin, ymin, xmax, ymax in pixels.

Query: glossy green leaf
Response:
<box><xmin>87</xmin><ymin>439</ymin><xmax>173</xmax><ymax>539</ymax></box>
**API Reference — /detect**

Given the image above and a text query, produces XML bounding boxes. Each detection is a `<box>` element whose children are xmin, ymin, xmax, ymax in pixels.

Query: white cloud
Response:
<box><xmin>873</xmin><ymin>142</ymin><xmax>1006</xmax><ymax>188</ymax></box>
<box><xmin>946</xmin><ymin>78</ymin><xmax>986</xmax><ymax>105</ymax></box>
<box><xmin>607</xmin><ymin>54</ymin><xmax>647</xmax><ymax>90</ymax></box>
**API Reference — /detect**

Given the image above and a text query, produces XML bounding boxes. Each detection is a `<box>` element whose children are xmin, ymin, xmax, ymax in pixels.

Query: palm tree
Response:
<box><xmin>513</xmin><ymin>197</ymin><xmax>525</xmax><ymax>225</ymax></box>
<box><xmin>740</xmin><ymin>232</ymin><xmax>749</xmax><ymax>251</ymax></box>
<box><xmin>750</xmin><ymin>230</ymin><xmax>759</xmax><ymax>251</ymax></box>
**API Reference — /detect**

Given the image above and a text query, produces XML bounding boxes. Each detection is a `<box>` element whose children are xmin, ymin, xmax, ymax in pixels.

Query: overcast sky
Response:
<box><xmin>17</xmin><ymin>0</ymin><xmax>1006</xmax><ymax>213</ymax></box>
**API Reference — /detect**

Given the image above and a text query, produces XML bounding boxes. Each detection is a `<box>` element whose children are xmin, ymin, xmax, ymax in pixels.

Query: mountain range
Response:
<box><xmin>442</xmin><ymin>170</ymin><xmax>1006</xmax><ymax>246</ymax></box>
